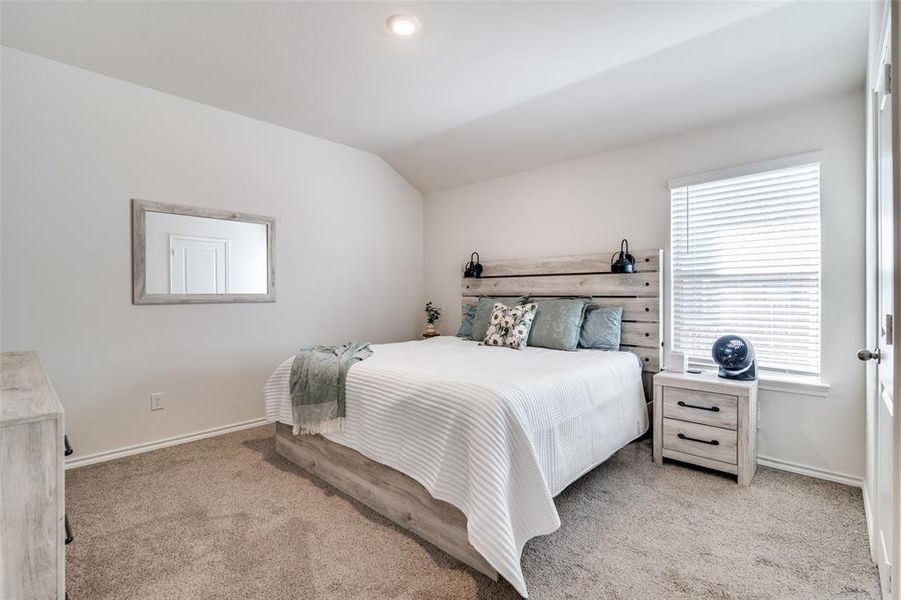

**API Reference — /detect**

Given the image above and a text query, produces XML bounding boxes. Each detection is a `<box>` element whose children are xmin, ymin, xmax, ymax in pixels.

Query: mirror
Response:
<box><xmin>132</xmin><ymin>199</ymin><xmax>275</xmax><ymax>304</ymax></box>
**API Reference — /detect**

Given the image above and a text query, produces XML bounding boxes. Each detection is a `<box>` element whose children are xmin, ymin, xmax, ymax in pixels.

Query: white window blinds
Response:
<box><xmin>670</xmin><ymin>162</ymin><xmax>821</xmax><ymax>376</ymax></box>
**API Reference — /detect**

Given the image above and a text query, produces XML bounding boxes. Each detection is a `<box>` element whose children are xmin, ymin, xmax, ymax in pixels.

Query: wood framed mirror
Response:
<box><xmin>131</xmin><ymin>199</ymin><xmax>276</xmax><ymax>304</ymax></box>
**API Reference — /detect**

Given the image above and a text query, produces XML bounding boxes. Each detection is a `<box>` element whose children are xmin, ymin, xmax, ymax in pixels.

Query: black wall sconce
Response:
<box><xmin>463</xmin><ymin>252</ymin><xmax>483</xmax><ymax>278</ymax></box>
<box><xmin>610</xmin><ymin>239</ymin><xmax>635</xmax><ymax>273</ymax></box>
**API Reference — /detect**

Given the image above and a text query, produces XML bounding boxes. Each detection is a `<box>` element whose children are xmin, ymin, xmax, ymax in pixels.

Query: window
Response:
<box><xmin>670</xmin><ymin>160</ymin><xmax>821</xmax><ymax>377</ymax></box>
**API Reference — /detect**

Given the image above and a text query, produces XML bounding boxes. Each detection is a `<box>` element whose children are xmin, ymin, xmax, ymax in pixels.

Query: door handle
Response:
<box><xmin>857</xmin><ymin>347</ymin><xmax>881</xmax><ymax>363</ymax></box>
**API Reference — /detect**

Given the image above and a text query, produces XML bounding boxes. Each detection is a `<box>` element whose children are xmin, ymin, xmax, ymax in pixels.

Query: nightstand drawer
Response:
<box><xmin>663</xmin><ymin>418</ymin><xmax>737</xmax><ymax>464</ymax></box>
<box><xmin>663</xmin><ymin>387</ymin><xmax>738</xmax><ymax>429</ymax></box>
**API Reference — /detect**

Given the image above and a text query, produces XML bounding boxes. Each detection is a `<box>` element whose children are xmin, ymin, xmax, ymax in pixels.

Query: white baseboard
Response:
<box><xmin>758</xmin><ymin>455</ymin><xmax>863</xmax><ymax>488</ymax></box>
<box><xmin>65</xmin><ymin>417</ymin><xmax>270</xmax><ymax>470</ymax></box>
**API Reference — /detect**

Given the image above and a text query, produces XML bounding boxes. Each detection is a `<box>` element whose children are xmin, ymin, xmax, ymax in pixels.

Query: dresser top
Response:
<box><xmin>654</xmin><ymin>369</ymin><xmax>758</xmax><ymax>396</ymax></box>
<box><xmin>1</xmin><ymin>352</ymin><xmax>63</xmax><ymax>426</ymax></box>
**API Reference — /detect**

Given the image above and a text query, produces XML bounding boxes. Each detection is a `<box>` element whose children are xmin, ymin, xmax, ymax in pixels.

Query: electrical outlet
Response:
<box><xmin>150</xmin><ymin>392</ymin><xmax>164</xmax><ymax>411</ymax></box>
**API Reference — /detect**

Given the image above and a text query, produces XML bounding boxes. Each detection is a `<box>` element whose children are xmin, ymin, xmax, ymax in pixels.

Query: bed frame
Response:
<box><xmin>274</xmin><ymin>250</ymin><xmax>664</xmax><ymax>583</ymax></box>
<box><xmin>274</xmin><ymin>421</ymin><xmax>498</xmax><ymax>579</ymax></box>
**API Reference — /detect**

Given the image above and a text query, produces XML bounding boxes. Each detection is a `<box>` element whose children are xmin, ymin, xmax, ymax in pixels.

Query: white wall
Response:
<box><xmin>425</xmin><ymin>90</ymin><xmax>867</xmax><ymax>482</ymax></box>
<box><xmin>1</xmin><ymin>48</ymin><xmax>424</xmax><ymax>459</ymax></box>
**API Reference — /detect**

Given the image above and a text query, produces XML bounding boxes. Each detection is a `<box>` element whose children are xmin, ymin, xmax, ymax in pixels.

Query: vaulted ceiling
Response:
<box><xmin>2</xmin><ymin>1</ymin><xmax>869</xmax><ymax>192</ymax></box>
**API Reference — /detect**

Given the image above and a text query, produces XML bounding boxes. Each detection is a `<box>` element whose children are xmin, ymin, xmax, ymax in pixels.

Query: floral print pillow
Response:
<box><xmin>481</xmin><ymin>302</ymin><xmax>538</xmax><ymax>350</ymax></box>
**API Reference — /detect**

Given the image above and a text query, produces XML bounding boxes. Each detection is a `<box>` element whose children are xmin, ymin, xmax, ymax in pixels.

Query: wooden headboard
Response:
<box><xmin>461</xmin><ymin>250</ymin><xmax>664</xmax><ymax>394</ymax></box>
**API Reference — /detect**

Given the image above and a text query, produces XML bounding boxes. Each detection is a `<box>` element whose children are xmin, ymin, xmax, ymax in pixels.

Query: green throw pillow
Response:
<box><xmin>470</xmin><ymin>296</ymin><xmax>528</xmax><ymax>342</ymax></box>
<box><xmin>579</xmin><ymin>306</ymin><xmax>624</xmax><ymax>350</ymax></box>
<box><xmin>527</xmin><ymin>298</ymin><xmax>590</xmax><ymax>351</ymax></box>
<box><xmin>456</xmin><ymin>304</ymin><xmax>477</xmax><ymax>338</ymax></box>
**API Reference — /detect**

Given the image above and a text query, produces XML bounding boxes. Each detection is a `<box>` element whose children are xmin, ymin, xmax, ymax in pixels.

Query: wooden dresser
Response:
<box><xmin>652</xmin><ymin>370</ymin><xmax>758</xmax><ymax>486</ymax></box>
<box><xmin>1</xmin><ymin>352</ymin><xmax>66</xmax><ymax>599</ymax></box>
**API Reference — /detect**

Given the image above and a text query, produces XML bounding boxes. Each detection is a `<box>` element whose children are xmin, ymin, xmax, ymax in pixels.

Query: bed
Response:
<box><xmin>263</xmin><ymin>250</ymin><xmax>663</xmax><ymax>597</ymax></box>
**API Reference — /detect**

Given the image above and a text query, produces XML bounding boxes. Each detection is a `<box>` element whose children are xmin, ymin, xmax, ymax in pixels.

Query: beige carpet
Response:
<box><xmin>66</xmin><ymin>425</ymin><xmax>880</xmax><ymax>600</ymax></box>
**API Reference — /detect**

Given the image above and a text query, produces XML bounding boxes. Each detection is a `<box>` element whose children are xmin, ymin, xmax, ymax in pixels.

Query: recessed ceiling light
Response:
<box><xmin>387</xmin><ymin>14</ymin><xmax>421</xmax><ymax>37</ymax></box>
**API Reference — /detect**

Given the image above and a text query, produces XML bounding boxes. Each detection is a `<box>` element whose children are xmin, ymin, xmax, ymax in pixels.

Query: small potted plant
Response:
<box><xmin>424</xmin><ymin>302</ymin><xmax>442</xmax><ymax>336</ymax></box>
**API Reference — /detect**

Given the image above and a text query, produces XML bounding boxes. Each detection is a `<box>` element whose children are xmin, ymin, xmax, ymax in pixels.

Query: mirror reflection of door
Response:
<box><xmin>169</xmin><ymin>235</ymin><xmax>229</xmax><ymax>294</ymax></box>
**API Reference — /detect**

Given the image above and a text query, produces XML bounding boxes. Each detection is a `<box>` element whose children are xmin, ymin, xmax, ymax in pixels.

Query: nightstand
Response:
<box><xmin>653</xmin><ymin>371</ymin><xmax>758</xmax><ymax>486</ymax></box>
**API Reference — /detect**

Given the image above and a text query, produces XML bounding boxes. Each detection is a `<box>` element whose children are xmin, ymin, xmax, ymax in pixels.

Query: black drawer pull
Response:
<box><xmin>677</xmin><ymin>400</ymin><xmax>720</xmax><ymax>412</ymax></box>
<box><xmin>65</xmin><ymin>515</ymin><xmax>73</xmax><ymax>545</ymax></box>
<box><xmin>677</xmin><ymin>432</ymin><xmax>720</xmax><ymax>446</ymax></box>
<box><xmin>64</xmin><ymin>435</ymin><xmax>74</xmax><ymax>457</ymax></box>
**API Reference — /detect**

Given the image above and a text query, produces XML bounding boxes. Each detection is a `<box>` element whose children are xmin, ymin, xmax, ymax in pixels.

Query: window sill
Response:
<box><xmin>757</xmin><ymin>373</ymin><xmax>830</xmax><ymax>398</ymax></box>
<box><xmin>686</xmin><ymin>366</ymin><xmax>830</xmax><ymax>397</ymax></box>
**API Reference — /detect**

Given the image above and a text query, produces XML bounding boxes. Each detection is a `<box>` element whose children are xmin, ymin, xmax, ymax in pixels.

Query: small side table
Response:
<box><xmin>653</xmin><ymin>370</ymin><xmax>758</xmax><ymax>486</ymax></box>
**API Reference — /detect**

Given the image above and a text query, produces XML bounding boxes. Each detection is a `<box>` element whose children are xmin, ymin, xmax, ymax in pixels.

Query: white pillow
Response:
<box><xmin>481</xmin><ymin>302</ymin><xmax>538</xmax><ymax>350</ymax></box>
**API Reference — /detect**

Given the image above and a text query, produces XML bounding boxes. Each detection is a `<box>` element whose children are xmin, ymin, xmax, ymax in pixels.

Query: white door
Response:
<box><xmin>169</xmin><ymin>235</ymin><xmax>229</xmax><ymax>294</ymax></box>
<box><xmin>862</xmin><ymin>33</ymin><xmax>896</xmax><ymax>598</ymax></box>
<box><xmin>877</xmin><ymin>52</ymin><xmax>895</xmax><ymax>595</ymax></box>
<box><xmin>892</xmin><ymin>13</ymin><xmax>901</xmax><ymax>597</ymax></box>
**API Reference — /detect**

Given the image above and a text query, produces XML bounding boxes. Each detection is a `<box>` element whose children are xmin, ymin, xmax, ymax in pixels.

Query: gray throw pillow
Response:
<box><xmin>457</xmin><ymin>304</ymin><xmax>477</xmax><ymax>338</ymax></box>
<box><xmin>527</xmin><ymin>298</ymin><xmax>590</xmax><ymax>351</ymax></box>
<box><xmin>579</xmin><ymin>306</ymin><xmax>624</xmax><ymax>350</ymax></box>
<box><xmin>470</xmin><ymin>296</ymin><xmax>527</xmax><ymax>342</ymax></box>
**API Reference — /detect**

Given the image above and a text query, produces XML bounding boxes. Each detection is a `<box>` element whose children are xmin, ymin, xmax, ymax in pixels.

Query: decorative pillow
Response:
<box><xmin>481</xmin><ymin>302</ymin><xmax>538</xmax><ymax>350</ymax></box>
<box><xmin>470</xmin><ymin>296</ymin><xmax>528</xmax><ymax>342</ymax></box>
<box><xmin>579</xmin><ymin>306</ymin><xmax>623</xmax><ymax>350</ymax></box>
<box><xmin>456</xmin><ymin>304</ymin><xmax>477</xmax><ymax>338</ymax></box>
<box><xmin>527</xmin><ymin>298</ymin><xmax>590</xmax><ymax>351</ymax></box>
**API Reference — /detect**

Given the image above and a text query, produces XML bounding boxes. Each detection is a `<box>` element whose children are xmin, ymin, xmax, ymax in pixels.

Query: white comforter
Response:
<box><xmin>263</xmin><ymin>337</ymin><xmax>647</xmax><ymax>597</ymax></box>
